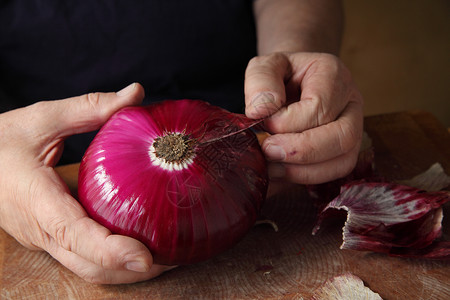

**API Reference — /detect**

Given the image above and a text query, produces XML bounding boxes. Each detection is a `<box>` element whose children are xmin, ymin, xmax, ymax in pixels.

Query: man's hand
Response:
<box><xmin>245</xmin><ymin>52</ymin><xmax>364</xmax><ymax>185</ymax></box>
<box><xmin>0</xmin><ymin>83</ymin><xmax>173</xmax><ymax>284</ymax></box>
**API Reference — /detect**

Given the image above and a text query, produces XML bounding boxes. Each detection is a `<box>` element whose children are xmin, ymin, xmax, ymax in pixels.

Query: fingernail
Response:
<box><xmin>264</xmin><ymin>144</ymin><xmax>286</xmax><ymax>161</ymax></box>
<box><xmin>248</xmin><ymin>92</ymin><xmax>278</xmax><ymax>117</ymax></box>
<box><xmin>251</xmin><ymin>92</ymin><xmax>275</xmax><ymax>106</ymax></box>
<box><xmin>116</xmin><ymin>83</ymin><xmax>136</xmax><ymax>96</ymax></box>
<box><xmin>268</xmin><ymin>163</ymin><xmax>286</xmax><ymax>179</ymax></box>
<box><xmin>125</xmin><ymin>260</ymin><xmax>150</xmax><ymax>273</ymax></box>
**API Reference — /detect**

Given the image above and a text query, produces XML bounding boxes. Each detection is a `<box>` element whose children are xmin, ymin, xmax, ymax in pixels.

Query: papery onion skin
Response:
<box><xmin>313</xmin><ymin>181</ymin><xmax>450</xmax><ymax>258</ymax></box>
<box><xmin>78</xmin><ymin>100</ymin><xmax>268</xmax><ymax>265</ymax></box>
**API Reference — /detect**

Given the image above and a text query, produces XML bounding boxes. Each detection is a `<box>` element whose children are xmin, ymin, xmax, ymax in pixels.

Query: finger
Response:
<box><xmin>262</xmin><ymin>101</ymin><xmax>363</xmax><ymax>164</ymax></box>
<box><xmin>244</xmin><ymin>53</ymin><xmax>291</xmax><ymax>119</ymax></box>
<box><xmin>48</xmin><ymin>242</ymin><xmax>175</xmax><ymax>284</ymax></box>
<box><xmin>264</xmin><ymin>53</ymin><xmax>360</xmax><ymax>134</ymax></box>
<box><xmin>34</xmin><ymin>82</ymin><xmax>145</xmax><ymax>137</ymax></box>
<box><xmin>35</xmin><ymin>170</ymin><xmax>153</xmax><ymax>273</ymax></box>
<box><xmin>268</xmin><ymin>144</ymin><xmax>360</xmax><ymax>185</ymax></box>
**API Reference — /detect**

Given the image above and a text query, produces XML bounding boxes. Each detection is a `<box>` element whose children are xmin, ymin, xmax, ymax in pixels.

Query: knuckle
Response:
<box><xmin>265</xmin><ymin>106</ymin><xmax>290</xmax><ymax>133</ymax></box>
<box><xmin>80</xmin><ymin>92</ymin><xmax>110</xmax><ymax>124</ymax></box>
<box><xmin>76</xmin><ymin>218</ymin><xmax>115</xmax><ymax>268</ymax></box>
<box><xmin>53</xmin><ymin>220</ymin><xmax>72</xmax><ymax>251</ymax></box>
<box><xmin>266</xmin><ymin>52</ymin><xmax>288</xmax><ymax>64</ymax></box>
<box><xmin>317</xmin><ymin>52</ymin><xmax>336</xmax><ymax>61</ymax></box>
<box><xmin>300</xmin><ymin>93</ymin><xmax>333</xmax><ymax>128</ymax></box>
<box><xmin>338</xmin><ymin>121</ymin><xmax>362</xmax><ymax>154</ymax></box>
<box><xmin>48</xmin><ymin>217</ymin><xmax>87</xmax><ymax>254</ymax></box>
<box><xmin>317</xmin><ymin>52</ymin><xmax>341</xmax><ymax>68</ymax></box>
<box><xmin>86</xmin><ymin>92</ymin><xmax>102</xmax><ymax>109</ymax></box>
<box><xmin>83</xmin><ymin>92</ymin><xmax>106</xmax><ymax>118</ymax></box>
<box><xmin>315</xmin><ymin>100</ymin><xmax>334</xmax><ymax>124</ymax></box>
<box><xmin>247</xmin><ymin>55</ymin><xmax>262</xmax><ymax>67</ymax></box>
<box><xmin>246</xmin><ymin>56</ymin><xmax>266</xmax><ymax>73</ymax></box>
<box><xmin>317</xmin><ymin>53</ymin><xmax>351</xmax><ymax>82</ymax></box>
<box><xmin>350</xmin><ymin>88</ymin><xmax>364</xmax><ymax>105</ymax></box>
<box><xmin>248</xmin><ymin>52</ymin><xmax>289</xmax><ymax>71</ymax></box>
<box><xmin>95</xmin><ymin>247</ymin><xmax>115</xmax><ymax>269</ymax></box>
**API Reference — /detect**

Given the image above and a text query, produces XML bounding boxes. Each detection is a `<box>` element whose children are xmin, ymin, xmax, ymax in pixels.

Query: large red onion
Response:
<box><xmin>78</xmin><ymin>100</ymin><xmax>268</xmax><ymax>265</ymax></box>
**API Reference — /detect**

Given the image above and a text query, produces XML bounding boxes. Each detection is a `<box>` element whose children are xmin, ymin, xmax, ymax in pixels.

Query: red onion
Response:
<box><xmin>78</xmin><ymin>100</ymin><xmax>268</xmax><ymax>265</ymax></box>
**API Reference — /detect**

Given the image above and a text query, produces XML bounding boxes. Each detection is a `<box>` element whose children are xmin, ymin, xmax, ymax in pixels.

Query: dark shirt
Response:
<box><xmin>0</xmin><ymin>1</ymin><xmax>257</xmax><ymax>164</ymax></box>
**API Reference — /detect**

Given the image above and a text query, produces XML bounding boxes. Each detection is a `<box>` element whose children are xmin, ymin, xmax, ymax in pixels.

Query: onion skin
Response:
<box><xmin>78</xmin><ymin>100</ymin><xmax>268</xmax><ymax>265</ymax></box>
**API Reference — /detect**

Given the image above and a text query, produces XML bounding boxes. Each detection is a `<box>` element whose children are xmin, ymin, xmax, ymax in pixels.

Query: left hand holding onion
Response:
<box><xmin>0</xmin><ymin>83</ymin><xmax>173</xmax><ymax>284</ymax></box>
<box><xmin>245</xmin><ymin>52</ymin><xmax>364</xmax><ymax>186</ymax></box>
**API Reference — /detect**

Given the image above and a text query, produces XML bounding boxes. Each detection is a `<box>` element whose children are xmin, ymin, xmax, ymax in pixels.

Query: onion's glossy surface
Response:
<box><xmin>78</xmin><ymin>100</ymin><xmax>268</xmax><ymax>265</ymax></box>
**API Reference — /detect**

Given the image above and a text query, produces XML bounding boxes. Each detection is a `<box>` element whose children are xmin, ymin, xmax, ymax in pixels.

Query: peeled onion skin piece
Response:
<box><xmin>313</xmin><ymin>181</ymin><xmax>450</xmax><ymax>259</ymax></box>
<box><xmin>78</xmin><ymin>100</ymin><xmax>268</xmax><ymax>265</ymax></box>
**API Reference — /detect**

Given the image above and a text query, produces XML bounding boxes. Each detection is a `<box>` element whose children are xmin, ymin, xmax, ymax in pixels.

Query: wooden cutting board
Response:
<box><xmin>1</xmin><ymin>110</ymin><xmax>449</xmax><ymax>299</ymax></box>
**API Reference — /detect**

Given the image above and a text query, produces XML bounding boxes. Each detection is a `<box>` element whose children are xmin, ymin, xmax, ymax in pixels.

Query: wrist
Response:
<box><xmin>253</xmin><ymin>0</ymin><xmax>343</xmax><ymax>56</ymax></box>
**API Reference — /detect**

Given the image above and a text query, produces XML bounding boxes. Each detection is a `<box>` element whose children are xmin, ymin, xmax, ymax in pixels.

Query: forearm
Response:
<box><xmin>253</xmin><ymin>0</ymin><xmax>343</xmax><ymax>55</ymax></box>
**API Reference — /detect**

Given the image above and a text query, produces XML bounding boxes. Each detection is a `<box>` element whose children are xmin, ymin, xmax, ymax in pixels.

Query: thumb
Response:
<box><xmin>51</xmin><ymin>82</ymin><xmax>145</xmax><ymax>137</ymax></box>
<box><xmin>244</xmin><ymin>53</ymin><xmax>290</xmax><ymax>119</ymax></box>
<box><xmin>35</xmin><ymin>171</ymin><xmax>154</xmax><ymax>274</ymax></box>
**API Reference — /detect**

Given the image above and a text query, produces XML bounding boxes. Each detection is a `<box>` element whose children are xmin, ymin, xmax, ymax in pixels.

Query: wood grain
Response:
<box><xmin>1</xmin><ymin>110</ymin><xmax>449</xmax><ymax>299</ymax></box>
